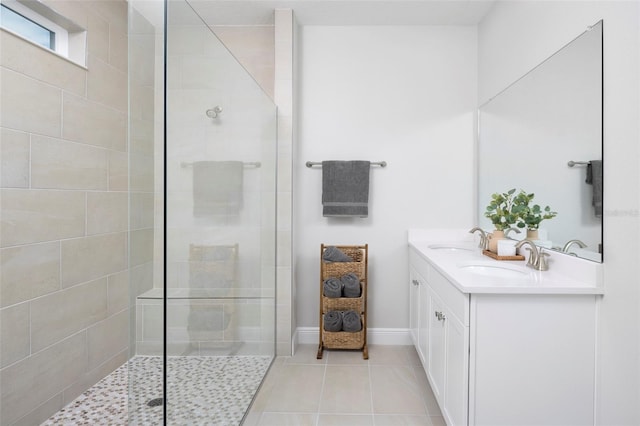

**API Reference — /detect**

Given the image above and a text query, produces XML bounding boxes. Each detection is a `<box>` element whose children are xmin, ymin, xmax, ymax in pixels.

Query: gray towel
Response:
<box><xmin>324</xmin><ymin>311</ymin><xmax>343</xmax><ymax>332</ymax></box>
<box><xmin>322</xmin><ymin>246</ymin><xmax>352</xmax><ymax>262</ymax></box>
<box><xmin>193</xmin><ymin>161</ymin><xmax>243</xmax><ymax>216</ymax></box>
<box><xmin>586</xmin><ymin>160</ymin><xmax>602</xmax><ymax>218</ymax></box>
<box><xmin>342</xmin><ymin>310</ymin><xmax>362</xmax><ymax>332</ymax></box>
<box><xmin>341</xmin><ymin>273</ymin><xmax>361</xmax><ymax>298</ymax></box>
<box><xmin>323</xmin><ymin>278</ymin><xmax>343</xmax><ymax>298</ymax></box>
<box><xmin>322</xmin><ymin>161</ymin><xmax>370</xmax><ymax>217</ymax></box>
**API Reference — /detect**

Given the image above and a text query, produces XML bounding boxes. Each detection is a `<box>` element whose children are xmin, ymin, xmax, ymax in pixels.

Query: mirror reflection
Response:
<box><xmin>478</xmin><ymin>21</ymin><xmax>603</xmax><ymax>262</ymax></box>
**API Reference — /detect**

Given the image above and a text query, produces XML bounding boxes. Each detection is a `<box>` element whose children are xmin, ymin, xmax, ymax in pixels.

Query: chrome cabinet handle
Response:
<box><xmin>434</xmin><ymin>311</ymin><xmax>447</xmax><ymax>321</ymax></box>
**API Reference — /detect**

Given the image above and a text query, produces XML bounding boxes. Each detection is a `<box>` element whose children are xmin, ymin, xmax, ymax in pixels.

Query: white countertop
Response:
<box><xmin>409</xmin><ymin>229</ymin><xmax>604</xmax><ymax>295</ymax></box>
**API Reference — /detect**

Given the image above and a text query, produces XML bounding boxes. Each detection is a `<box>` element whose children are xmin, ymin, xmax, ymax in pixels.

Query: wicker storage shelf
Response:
<box><xmin>317</xmin><ymin>244</ymin><xmax>369</xmax><ymax>360</ymax></box>
<box><xmin>322</xmin><ymin>284</ymin><xmax>364</xmax><ymax>313</ymax></box>
<box><xmin>321</xmin><ymin>315</ymin><xmax>366</xmax><ymax>350</ymax></box>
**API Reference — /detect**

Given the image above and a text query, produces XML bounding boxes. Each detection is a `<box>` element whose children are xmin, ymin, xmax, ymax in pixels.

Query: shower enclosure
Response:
<box><xmin>128</xmin><ymin>0</ymin><xmax>277</xmax><ymax>423</ymax></box>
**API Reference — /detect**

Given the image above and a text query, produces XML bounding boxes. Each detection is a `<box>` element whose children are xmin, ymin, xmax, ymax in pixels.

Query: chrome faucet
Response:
<box><xmin>515</xmin><ymin>239</ymin><xmax>550</xmax><ymax>271</ymax></box>
<box><xmin>468</xmin><ymin>227</ymin><xmax>489</xmax><ymax>250</ymax></box>
<box><xmin>562</xmin><ymin>239</ymin><xmax>587</xmax><ymax>253</ymax></box>
<box><xmin>504</xmin><ymin>228</ymin><xmax>522</xmax><ymax>239</ymax></box>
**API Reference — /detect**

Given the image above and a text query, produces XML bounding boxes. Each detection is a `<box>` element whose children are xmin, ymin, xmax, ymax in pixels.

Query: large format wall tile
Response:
<box><xmin>0</xmin><ymin>303</ymin><xmax>30</xmax><ymax>368</ymax></box>
<box><xmin>108</xmin><ymin>150</ymin><xmax>129</xmax><ymax>191</ymax></box>
<box><xmin>62</xmin><ymin>93</ymin><xmax>127</xmax><ymax>151</ymax></box>
<box><xmin>0</xmin><ymin>31</ymin><xmax>86</xmax><ymax>96</ymax></box>
<box><xmin>86</xmin><ymin>11</ymin><xmax>109</xmax><ymax>63</ymax></box>
<box><xmin>0</xmin><ymin>127</ymin><xmax>29</xmax><ymax>188</ymax></box>
<box><xmin>130</xmin><ymin>192</ymin><xmax>155</xmax><ymax>230</ymax></box>
<box><xmin>31</xmin><ymin>136</ymin><xmax>108</xmax><ymax>190</ymax></box>
<box><xmin>129</xmin><ymin>152</ymin><xmax>154</xmax><ymax>192</ymax></box>
<box><xmin>0</xmin><ymin>242</ymin><xmax>60</xmax><ymax>307</ymax></box>
<box><xmin>87</xmin><ymin>309</ymin><xmax>128</xmax><ymax>371</ymax></box>
<box><xmin>130</xmin><ymin>228</ymin><xmax>154</xmax><ymax>267</ymax></box>
<box><xmin>30</xmin><ymin>277</ymin><xmax>108</xmax><ymax>352</ymax></box>
<box><xmin>86</xmin><ymin>55</ymin><xmax>127</xmax><ymax>112</ymax></box>
<box><xmin>0</xmin><ymin>189</ymin><xmax>85</xmax><ymax>247</ymax></box>
<box><xmin>107</xmin><ymin>270</ymin><xmax>129</xmax><ymax>315</ymax></box>
<box><xmin>87</xmin><ymin>192</ymin><xmax>128</xmax><ymax>235</ymax></box>
<box><xmin>61</xmin><ymin>233</ymin><xmax>127</xmax><ymax>287</ymax></box>
<box><xmin>0</xmin><ymin>68</ymin><xmax>62</xmax><ymax>138</ymax></box>
<box><xmin>0</xmin><ymin>332</ymin><xmax>88</xmax><ymax>425</ymax></box>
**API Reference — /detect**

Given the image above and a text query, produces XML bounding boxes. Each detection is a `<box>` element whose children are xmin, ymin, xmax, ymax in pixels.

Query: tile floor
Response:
<box><xmin>42</xmin><ymin>345</ymin><xmax>442</xmax><ymax>425</ymax></box>
<box><xmin>43</xmin><ymin>355</ymin><xmax>271</xmax><ymax>425</ymax></box>
<box><xmin>243</xmin><ymin>344</ymin><xmax>445</xmax><ymax>426</ymax></box>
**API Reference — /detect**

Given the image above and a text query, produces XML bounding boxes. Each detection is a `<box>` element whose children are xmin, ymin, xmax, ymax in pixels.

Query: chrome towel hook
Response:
<box><xmin>206</xmin><ymin>106</ymin><xmax>223</xmax><ymax>119</ymax></box>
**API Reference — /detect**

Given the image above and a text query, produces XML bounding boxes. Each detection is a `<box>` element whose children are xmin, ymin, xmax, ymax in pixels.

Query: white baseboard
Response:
<box><xmin>294</xmin><ymin>327</ymin><xmax>412</xmax><ymax>346</ymax></box>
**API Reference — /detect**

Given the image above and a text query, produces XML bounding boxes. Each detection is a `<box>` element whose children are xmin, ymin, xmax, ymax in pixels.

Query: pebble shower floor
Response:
<box><xmin>42</xmin><ymin>356</ymin><xmax>272</xmax><ymax>425</ymax></box>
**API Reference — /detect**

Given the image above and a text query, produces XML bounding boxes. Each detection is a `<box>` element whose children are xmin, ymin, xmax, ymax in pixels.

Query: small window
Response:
<box><xmin>1</xmin><ymin>4</ymin><xmax>54</xmax><ymax>49</ymax></box>
<box><xmin>0</xmin><ymin>0</ymin><xmax>87</xmax><ymax>67</ymax></box>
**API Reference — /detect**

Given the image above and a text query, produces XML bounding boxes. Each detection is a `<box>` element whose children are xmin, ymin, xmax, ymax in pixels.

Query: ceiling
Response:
<box><xmin>134</xmin><ymin>0</ymin><xmax>496</xmax><ymax>27</ymax></box>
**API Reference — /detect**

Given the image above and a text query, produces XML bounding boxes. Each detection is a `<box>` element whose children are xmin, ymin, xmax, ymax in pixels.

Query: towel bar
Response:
<box><xmin>306</xmin><ymin>161</ymin><xmax>387</xmax><ymax>168</ymax></box>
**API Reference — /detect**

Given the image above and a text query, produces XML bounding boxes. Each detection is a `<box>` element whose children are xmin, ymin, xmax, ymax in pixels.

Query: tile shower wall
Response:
<box><xmin>0</xmin><ymin>1</ymin><xmax>131</xmax><ymax>425</ymax></box>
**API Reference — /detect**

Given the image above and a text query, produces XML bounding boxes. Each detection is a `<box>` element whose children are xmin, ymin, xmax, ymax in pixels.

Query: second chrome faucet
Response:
<box><xmin>515</xmin><ymin>239</ymin><xmax>550</xmax><ymax>271</ymax></box>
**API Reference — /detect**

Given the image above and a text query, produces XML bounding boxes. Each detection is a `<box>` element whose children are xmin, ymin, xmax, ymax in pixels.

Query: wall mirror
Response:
<box><xmin>478</xmin><ymin>20</ymin><xmax>603</xmax><ymax>262</ymax></box>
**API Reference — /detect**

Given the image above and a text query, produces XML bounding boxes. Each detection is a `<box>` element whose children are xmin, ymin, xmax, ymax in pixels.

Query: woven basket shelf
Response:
<box><xmin>321</xmin><ymin>314</ymin><xmax>366</xmax><ymax>350</ymax></box>
<box><xmin>322</xmin><ymin>286</ymin><xmax>364</xmax><ymax>313</ymax></box>
<box><xmin>317</xmin><ymin>244</ymin><xmax>368</xmax><ymax>360</ymax></box>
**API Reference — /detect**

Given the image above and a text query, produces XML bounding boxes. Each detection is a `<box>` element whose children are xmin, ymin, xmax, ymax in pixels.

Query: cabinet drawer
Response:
<box><xmin>427</xmin><ymin>264</ymin><xmax>469</xmax><ymax>326</ymax></box>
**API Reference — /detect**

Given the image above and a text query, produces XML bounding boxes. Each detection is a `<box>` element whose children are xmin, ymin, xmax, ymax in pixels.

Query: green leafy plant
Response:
<box><xmin>518</xmin><ymin>191</ymin><xmax>558</xmax><ymax>230</ymax></box>
<box><xmin>484</xmin><ymin>188</ymin><xmax>528</xmax><ymax>231</ymax></box>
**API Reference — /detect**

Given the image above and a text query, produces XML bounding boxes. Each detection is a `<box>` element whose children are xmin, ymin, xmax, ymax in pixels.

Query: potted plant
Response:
<box><xmin>484</xmin><ymin>188</ymin><xmax>528</xmax><ymax>252</ymax></box>
<box><xmin>519</xmin><ymin>194</ymin><xmax>558</xmax><ymax>239</ymax></box>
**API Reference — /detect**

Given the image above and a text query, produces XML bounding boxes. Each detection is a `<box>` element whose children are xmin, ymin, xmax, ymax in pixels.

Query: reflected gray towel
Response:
<box><xmin>322</xmin><ymin>161</ymin><xmax>370</xmax><ymax>217</ymax></box>
<box><xmin>586</xmin><ymin>160</ymin><xmax>603</xmax><ymax>218</ymax></box>
<box><xmin>322</xmin><ymin>246</ymin><xmax>352</xmax><ymax>262</ymax></box>
<box><xmin>193</xmin><ymin>161</ymin><xmax>243</xmax><ymax>216</ymax></box>
<box><xmin>324</xmin><ymin>311</ymin><xmax>343</xmax><ymax>332</ymax></box>
<box><xmin>341</xmin><ymin>273</ymin><xmax>361</xmax><ymax>298</ymax></box>
<box><xmin>323</xmin><ymin>278</ymin><xmax>343</xmax><ymax>298</ymax></box>
<box><xmin>342</xmin><ymin>310</ymin><xmax>361</xmax><ymax>332</ymax></box>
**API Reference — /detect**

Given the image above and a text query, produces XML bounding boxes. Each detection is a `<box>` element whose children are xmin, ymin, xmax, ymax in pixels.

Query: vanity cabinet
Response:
<box><xmin>410</xmin><ymin>249</ymin><xmax>470</xmax><ymax>425</ymax></box>
<box><xmin>409</xmin><ymin>246</ymin><xmax>598</xmax><ymax>426</ymax></box>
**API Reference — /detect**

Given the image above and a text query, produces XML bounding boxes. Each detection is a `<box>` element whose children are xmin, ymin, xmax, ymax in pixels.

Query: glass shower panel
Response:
<box><xmin>128</xmin><ymin>0</ymin><xmax>165</xmax><ymax>424</ymax></box>
<box><xmin>128</xmin><ymin>0</ymin><xmax>276</xmax><ymax>423</ymax></box>
<box><xmin>164</xmin><ymin>0</ymin><xmax>277</xmax><ymax>424</ymax></box>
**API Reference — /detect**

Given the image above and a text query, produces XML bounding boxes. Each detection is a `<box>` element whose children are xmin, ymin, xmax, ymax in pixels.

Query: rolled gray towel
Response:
<box><xmin>341</xmin><ymin>273</ymin><xmax>361</xmax><ymax>298</ymax></box>
<box><xmin>322</xmin><ymin>246</ymin><xmax>352</xmax><ymax>262</ymax></box>
<box><xmin>342</xmin><ymin>310</ymin><xmax>362</xmax><ymax>332</ymax></box>
<box><xmin>323</xmin><ymin>278</ymin><xmax>342</xmax><ymax>298</ymax></box>
<box><xmin>324</xmin><ymin>311</ymin><xmax>343</xmax><ymax>332</ymax></box>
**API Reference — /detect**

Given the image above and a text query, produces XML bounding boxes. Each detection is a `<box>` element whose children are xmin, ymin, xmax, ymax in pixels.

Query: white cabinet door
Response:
<box><xmin>409</xmin><ymin>267</ymin><xmax>421</xmax><ymax>349</ymax></box>
<box><xmin>418</xmin><ymin>273</ymin><xmax>429</xmax><ymax>368</ymax></box>
<box><xmin>443</xmin><ymin>312</ymin><xmax>469</xmax><ymax>426</ymax></box>
<box><xmin>427</xmin><ymin>288</ymin><xmax>446</xmax><ymax>402</ymax></box>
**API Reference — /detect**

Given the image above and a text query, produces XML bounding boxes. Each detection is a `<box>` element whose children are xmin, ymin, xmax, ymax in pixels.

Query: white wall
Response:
<box><xmin>294</xmin><ymin>26</ymin><xmax>477</xmax><ymax>332</ymax></box>
<box><xmin>478</xmin><ymin>2</ymin><xmax>640</xmax><ymax>424</ymax></box>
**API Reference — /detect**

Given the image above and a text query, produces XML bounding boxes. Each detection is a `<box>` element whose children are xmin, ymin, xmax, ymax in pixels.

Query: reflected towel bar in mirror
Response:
<box><xmin>567</xmin><ymin>160</ymin><xmax>590</xmax><ymax>167</ymax></box>
<box><xmin>306</xmin><ymin>161</ymin><xmax>387</xmax><ymax>168</ymax></box>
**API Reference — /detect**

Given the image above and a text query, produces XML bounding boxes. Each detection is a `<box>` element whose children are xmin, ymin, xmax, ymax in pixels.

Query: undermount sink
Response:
<box><xmin>428</xmin><ymin>244</ymin><xmax>473</xmax><ymax>252</ymax></box>
<box><xmin>458</xmin><ymin>262</ymin><xmax>527</xmax><ymax>278</ymax></box>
